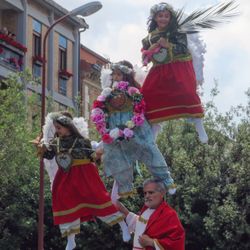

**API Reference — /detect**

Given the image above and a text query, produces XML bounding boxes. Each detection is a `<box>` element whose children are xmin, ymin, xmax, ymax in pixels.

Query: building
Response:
<box><xmin>79</xmin><ymin>45</ymin><xmax>109</xmax><ymax>122</ymax></box>
<box><xmin>0</xmin><ymin>0</ymin><xmax>87</xmax><ymax>112</ymax></box>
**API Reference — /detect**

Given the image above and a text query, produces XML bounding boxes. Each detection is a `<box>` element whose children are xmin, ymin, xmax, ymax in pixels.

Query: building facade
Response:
<box><xmin>80</xmin><ymin>45</ymin><xmax>109</xmax><ymax>122</ymax></box>
<box><xmin>0</xmin><ymin>0</ymin><xmax>87</xmax><ymax>112</ymax></box>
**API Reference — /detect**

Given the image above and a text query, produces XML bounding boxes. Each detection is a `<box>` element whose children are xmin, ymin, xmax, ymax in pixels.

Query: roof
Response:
<box><xmin>80</xmin><ymin>44</ymin><xmax>110</xmax><ymax>63</ymax></box>
<box><xmin>35</xmin><ymin>0</ymin><xmax>88</xmax><ymax>29</ymax></box>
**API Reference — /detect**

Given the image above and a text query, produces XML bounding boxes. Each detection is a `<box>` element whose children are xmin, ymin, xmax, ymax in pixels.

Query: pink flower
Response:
<box><xmin>128</xmin><ymin>87</ymin><xmax>140</xmax><ymax>96</ymax></box>
<box><xmin>132</xmin><ymin>113</ymin><xmax>145</xmax><ymax>126</ymax></box>
<box><xmin>97</xmin><ymin>95</ymin><xmax>106</xmax><ymax>102</ymax></box>
<box><xmin>91</xmin><ymin>113</ymin><xmax>105</xmax><ymax>124</ymax></box>
<box><xmin>123</xmin><ymin>128</ymin><xmax>134</xmax><ymax>138</ymax></box>
<box><xmin>96</xmin><ymin>124</ymin><xmax>107</xmax><ymax>135</ymax></box>
<box><xmin>117</xmin><ymin>81</ymin><xmax>129</xmax><ymax>91</ymax></box>
<box><xmin>102</xmin><ymin>134</ymin><xmax>113</xmax><ymax>144</ymax></box>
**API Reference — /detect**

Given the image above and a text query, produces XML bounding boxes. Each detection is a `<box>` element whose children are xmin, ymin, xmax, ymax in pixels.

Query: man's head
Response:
<box><xmin>143</xmin><ymin>178</ymin><xmax>166</xmax><ymax>209</ymax></box>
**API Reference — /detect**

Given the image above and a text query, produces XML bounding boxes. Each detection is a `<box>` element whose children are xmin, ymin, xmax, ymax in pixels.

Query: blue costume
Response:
<box><xmin>103</xmin><ymin>108</ymin><xmax>174</xmax><ymax>197</ymax></box>
<box><xmin>91</xmin><ymin>61</ymin><xmax>175</xmax><ymax>198</ymax></box>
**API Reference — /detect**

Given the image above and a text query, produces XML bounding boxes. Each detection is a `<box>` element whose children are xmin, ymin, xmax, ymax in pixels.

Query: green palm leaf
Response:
<box><xmin>177</xmin><ymin>0</ymin><xmax>239</xmax><ymax>33</ymax></box>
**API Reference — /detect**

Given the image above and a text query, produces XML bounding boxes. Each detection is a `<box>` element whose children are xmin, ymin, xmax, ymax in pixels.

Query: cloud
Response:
<box><xmin>201</xmin><ymin>0</ymin><xmax>250</xmax><ymax>112</ymax></box>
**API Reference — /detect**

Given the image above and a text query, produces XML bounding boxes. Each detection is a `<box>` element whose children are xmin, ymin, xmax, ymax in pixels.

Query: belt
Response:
<box><xmin>72</xmin><ymin>158</ymin><xmax>91</xmax><ymax>166</ymax></box>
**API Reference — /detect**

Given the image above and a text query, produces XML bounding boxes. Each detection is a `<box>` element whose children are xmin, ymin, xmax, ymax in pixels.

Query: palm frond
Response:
<box><xmin>177</xmin><ymin>0</ymin><xmax>239</xmax><ymax>34</ymax></box>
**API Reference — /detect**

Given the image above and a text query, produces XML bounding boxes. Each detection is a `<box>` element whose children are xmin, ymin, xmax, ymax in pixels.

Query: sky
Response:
<box><xmin>54</xmin><ymin>0</ymin><xmax>250</xmax><ymax>115</ymax></box>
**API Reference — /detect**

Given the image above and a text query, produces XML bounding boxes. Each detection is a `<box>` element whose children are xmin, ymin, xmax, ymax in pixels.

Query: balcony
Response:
<box><xmin>0</xmin><ymin>33</ymin><xmax>27</xmax><ymax>71</ymax></box>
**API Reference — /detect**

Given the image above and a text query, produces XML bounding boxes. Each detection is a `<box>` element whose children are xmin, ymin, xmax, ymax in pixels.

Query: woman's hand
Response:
<box><xmin>95</xmin><ymin>147</ymin><xmax>103</xmax><ymax>160</ymax></box>
<box><xmin>157</xmin><ymin>37</ymin><xmax>170</xmax><ymax>48</ymax></box>
<box><xmin>30</xmin><ymin>134</ymin><xmax>47</xmax><ymax>157</ymax></box>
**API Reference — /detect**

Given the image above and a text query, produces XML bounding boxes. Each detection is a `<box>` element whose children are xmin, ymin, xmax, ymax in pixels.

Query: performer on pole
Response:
<box><xmin>91</xmin><ymin>60</ymin><xmax>176</xmax><ymax>200</ymax></box>
<box><xmin>141</xmin><ymin>1</ymin><xmax>238</xmax><ymax>143</ymax></box>
<box><xmin>34</xmin><ymin>111</ymin><xmax>130</xmax><ymax>250</ymax></box>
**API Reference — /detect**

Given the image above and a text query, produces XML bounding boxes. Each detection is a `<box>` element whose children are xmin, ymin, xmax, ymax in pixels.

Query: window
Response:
<box><xmin>59</xmin><ymin>78</ymin><xmax>67</xmax><ymax>96</ymax></box>
<box><xmin>33</xmin><ymin>34</ymin><xmax>41</xmax><ymax>56</ymax></box>
<box><xmin>33</xmin><ymin>64</ymin><xmax>42</xmax><ymax>78</ymax></box>
<box><xmin>32</xmin><ymin>19</ymin><xmax>42</xmax><ymax>78</ymax></box>
<box><xmin>59</xmin><ymin>35</ymin><xmax>67</xmax><ymax>70</ymax></box>
<box><xmin>58</xmin><ymin>35</ymin><xmax>68</xmax><ymax>95</ymax></box>
<box><xmin>33</xmin><ymin>19</ymin><xmax>42</xmax><ymax>33</ymax></box>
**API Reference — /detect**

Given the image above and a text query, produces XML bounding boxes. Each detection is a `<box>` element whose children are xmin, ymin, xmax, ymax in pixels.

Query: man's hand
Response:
<box><xmin>115</xmin><ymin>200</ymin><xmax>129</xmax><ymax>216</ymax></box>
<box><xmin>138</xmin><ymin>234</ymin><xmax>154</xmax><ymax>247</ymax></box>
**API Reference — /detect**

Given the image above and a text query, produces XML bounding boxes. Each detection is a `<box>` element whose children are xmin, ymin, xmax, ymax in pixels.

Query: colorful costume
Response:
<box><xmin>141</xmin><ymin>23</ymin><xmax>204</xmax><ymax>123</ymax></box>
<box><xmin>91</xmin><ymin>63</ymin><xmax>175</xmax><ymax>198</ymax></box>
<box><xmin>126</xmin><ymin>201</ymin><xmax>185</xmax><ymax>250</ymax></box>
<box><xmin>141</xmin><ymin>1</ymin><xmax>237</xmax><ymax>125</ymax></box>
<box><xmin>43</xmin><ymin>134</ymin><xmax>124</xmax><ymax>236</ymax></box>
<box><xmin>103</xmin><ymin>99</ymin><xmax>174</xmax><ymax>197</ymax></box>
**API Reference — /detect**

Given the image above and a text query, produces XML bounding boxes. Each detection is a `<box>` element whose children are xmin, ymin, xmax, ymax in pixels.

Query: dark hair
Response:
<box><xmin>53</xmin><ymin>111</ymin><xmax>84</xmax><ymax>138</ymax></box>
<box><xmin>113</xmin><ymin>60</ymin><xmax>141</xmax><ymax>89</ymax></box>
<box><xmin>147</xmin><ymin>7</ymin><xmax>178</xmax><ymax>33</ymax></box>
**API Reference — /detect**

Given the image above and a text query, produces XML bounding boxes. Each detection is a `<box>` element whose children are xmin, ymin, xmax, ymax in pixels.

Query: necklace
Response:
<box><xmin>55</xmin><ymin>137</ymin><xmax>77</xmax><ymax>172</ymax></box>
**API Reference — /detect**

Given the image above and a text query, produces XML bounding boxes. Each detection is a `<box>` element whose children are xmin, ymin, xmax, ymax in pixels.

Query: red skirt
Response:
<box><xmin>52</xmin><ymin>162</ymin><xmax>118</xmax><ymax>225</ymax></box>
<box><xmin>141</xmin><ymin>60</ymin><xmax>204</xmax><ymax>123</ymax></box>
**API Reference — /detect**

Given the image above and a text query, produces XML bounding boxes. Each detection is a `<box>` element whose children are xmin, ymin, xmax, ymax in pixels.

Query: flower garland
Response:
<box><xmin>59</xmin><ymin>69</ymin><xmax>73</xmax><ymax>79</ymax></box>
<box><xmin>0</xmin><ymin>34</ymin><xmax>27</xmax><ymax>52</ymax></box>
<box><xmin>91</xmin><ymin>81</ymin><xmax>146</xmax><ymax>144</ymax></box>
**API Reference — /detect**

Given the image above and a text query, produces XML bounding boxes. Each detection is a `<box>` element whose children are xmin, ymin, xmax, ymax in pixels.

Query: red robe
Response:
<box><xmin>140</xmin><ymin>201</ymin><xmax>185</xmax><ymax>250</ymax></box>
<box><xmin>141</xmin><ymin>61</ymin><xmax>204</xmax><ymax>123</ymax></box>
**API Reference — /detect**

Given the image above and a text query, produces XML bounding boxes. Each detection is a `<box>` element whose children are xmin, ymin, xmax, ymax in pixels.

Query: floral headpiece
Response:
<box><xmin>55</xmin><ymin>115</ymin><xmax>73</xmax><ymax>126</ymax></box>
<box><xmin>100</xmin><ymin>63</ymin><xmax>133</xmax><ymax>89</ymax></box>
<box><xmin>111</xmin><ymin>63</ymin><xmax>133</xmax><ymax>75</ymax></box>
<box><xmin>149</xmin><ymin>2</ymin><xmax>175</xmax><ymax>20</ymax></box>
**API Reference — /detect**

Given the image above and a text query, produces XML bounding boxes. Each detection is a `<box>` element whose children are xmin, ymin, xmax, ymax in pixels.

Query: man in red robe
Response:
<box><xmin>117</xmin><ymin>178</ymin><xmax>185</xmax><ymax>250</ymax></box>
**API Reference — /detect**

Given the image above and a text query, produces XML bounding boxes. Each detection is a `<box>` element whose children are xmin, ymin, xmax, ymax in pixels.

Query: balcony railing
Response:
<box><xmin>0</xmin><ymin>33</ymin><xmax>27</xmax><ymax>70</ymax></box>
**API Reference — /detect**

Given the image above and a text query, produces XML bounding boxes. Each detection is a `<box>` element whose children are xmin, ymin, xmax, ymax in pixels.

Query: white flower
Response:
<box><xmin>109</xmin><ymin>128</ymin><xmax>120</xmax><ymax>139</ymax></box>
<box><xmin>101</xmin><ymin>87</ymin><xmax>112</xmax><ymax>97</ymax></box>
<box><xmin>126</xmin><ymin>120</ymin><xmax>135</xmax><ymax>128</ymax></box>
<box><xmin>112</xmin><ymin>81</ymin><xmax>119</xmax><ymax>88</ymax></box>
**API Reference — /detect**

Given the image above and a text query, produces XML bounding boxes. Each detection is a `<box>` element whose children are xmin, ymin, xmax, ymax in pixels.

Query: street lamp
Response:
<box><xmin>38</xmin><ymin>2</ymin><xmax>102</xmax><ymax>249</ymax></box>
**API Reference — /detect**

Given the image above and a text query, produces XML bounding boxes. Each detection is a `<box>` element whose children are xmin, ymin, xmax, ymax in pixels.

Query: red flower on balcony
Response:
<box><xmin>9</xmin><ymin>57</ymin><xmax>21</xmax><ymax>69</ymax></box>
<box><xmin>0</xmin><ymin>34</ymin><xmax>27</xmax><ymax>53</ymax></box>
<box><xmin>59</xmin><ymin>69</ymin><xmax>73</xmax><ymax>79</ymax></box>
<box><xmin>33</xmin><ymin>55</ymin><xmax>45</xmax><ymax>65</ymax></box>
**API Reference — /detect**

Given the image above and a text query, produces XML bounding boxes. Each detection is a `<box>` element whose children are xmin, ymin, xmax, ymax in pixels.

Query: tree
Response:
<box><xmin>0</xmin><ymin>71</ymin><xmax>41</xmax><ymax>249</ymax></box>
<box><xmin>156</xmin><ymin>87</ymin><xmax>250</xmax><ymax>250</ymax></box>
<box><xmin>1</xmin><ymin>72</ymin><xmax>249</xmax><ymax>250</ymax></box>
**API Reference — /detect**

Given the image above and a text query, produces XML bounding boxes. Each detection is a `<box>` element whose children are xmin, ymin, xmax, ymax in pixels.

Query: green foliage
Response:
<box><xmin>156</xmin><ymin>87</ymin><xmax>250</xmax><ymax>250</ymax></box>
<box><xmin>0</xmin><ymin>71</ymin><xmax>41</xmax><ymax>249</ymax></box>
<box><xmin>1</xmin><ymin>74</ymin><xmax>249</xmax><ymax>250</ymax></box>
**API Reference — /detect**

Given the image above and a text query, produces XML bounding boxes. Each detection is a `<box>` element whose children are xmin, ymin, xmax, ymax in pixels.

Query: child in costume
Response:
<box><xmin>91</xmin><ymin>60</ymin><xmax>176</xmax><ymax>200</ymax></box>
<box><xmin>141</xmin><ymin>1</ymin><xmax>238</xmax><ymax>143</ymax></box>
<box><xmin>38</xmin><ymin>111</ymin><xmax>130</xmax><ymax>250</ymax></box>
<box><xmin>141</xmin><ymin>2</ymin><xmax>208</xmax><ymax>143</ymax></box>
